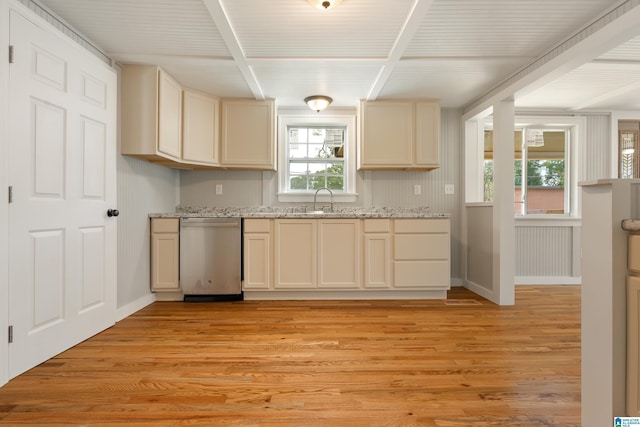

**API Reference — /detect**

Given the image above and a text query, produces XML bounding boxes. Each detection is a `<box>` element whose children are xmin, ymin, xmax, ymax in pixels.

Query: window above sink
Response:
<box><xmin>277</xmin><ymin>113</ymin><xmax>357</xmax><ymax>203</ymax></box>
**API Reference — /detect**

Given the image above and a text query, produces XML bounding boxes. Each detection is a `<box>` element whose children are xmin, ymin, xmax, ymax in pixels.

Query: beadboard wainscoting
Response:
<box><xmin>515</xmin><ymin>221</ymin><xmax>581</xmax><ymax>285</ymax></box>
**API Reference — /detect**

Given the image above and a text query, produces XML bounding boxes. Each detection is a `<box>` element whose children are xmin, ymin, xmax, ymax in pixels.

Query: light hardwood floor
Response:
<box><xmin>0</xmin><ymin>286</ymin><xmax>580</xmax><ymax>426</ymax></box>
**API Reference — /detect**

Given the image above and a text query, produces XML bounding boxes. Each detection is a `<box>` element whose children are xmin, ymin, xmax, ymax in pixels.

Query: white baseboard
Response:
<box><xmin>450</xmin><ymin>278</ymin><xmax>464</xmax><ymax>287</ymax></box>
<box><xmin>462</xmin><ymin>280</ymin><xmax>495</xmax><ymax>301</ymax></box>
<box><xmin>516</xmin><ymin>276</ymin><xmax>581</xmax><ymax>285</ymax></box>
<box><xmin>116</xmin><ymin>293</ymin><xmax>156</xmax><ymax>322</ymax></box>
<box><xmin>244</xmin><ymin>289</ymin><xmax>448</xmax><ymax>300</ymax></box>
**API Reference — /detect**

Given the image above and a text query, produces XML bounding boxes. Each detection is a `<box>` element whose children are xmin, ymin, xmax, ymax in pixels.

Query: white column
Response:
<box><xmin>492</xmin><ymin>100</ymin><xmax>515</xmax><ymax>305</ymax></box>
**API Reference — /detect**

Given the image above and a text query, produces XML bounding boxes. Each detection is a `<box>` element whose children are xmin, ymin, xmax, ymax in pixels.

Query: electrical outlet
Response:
<box><xmin>215</xmin><ymin>184</ymin><xmax>223</xmax><ymax>195</ymax></box>
<box><xmin>445</xmin><ymin>184</ymin><xmax>454</xmax><ymax>195</ymax></box>
<box><xmin>414</xmin><ymin>184</ymin><xmax>421</xmax><ymax>195</ymax></box>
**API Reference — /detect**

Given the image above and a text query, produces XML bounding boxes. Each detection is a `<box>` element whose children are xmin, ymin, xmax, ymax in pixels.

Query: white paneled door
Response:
<box><xmin>7</xmin><ymin>10</ymin><xmax>117</xmax><ymax>378</ymax></box>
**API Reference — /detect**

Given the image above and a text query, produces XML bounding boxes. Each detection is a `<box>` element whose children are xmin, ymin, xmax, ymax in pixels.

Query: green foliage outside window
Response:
<box><xmin>290</xmin><ymin>163</ymin><xmax>344</xmax><ymax>191</ymax></box>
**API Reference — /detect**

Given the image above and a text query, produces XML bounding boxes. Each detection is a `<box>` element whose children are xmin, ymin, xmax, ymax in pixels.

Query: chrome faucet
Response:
<box><xmin>313</xmin><ymin>187</ymin><xmax>333</xmax><ymax>212</ymax></box>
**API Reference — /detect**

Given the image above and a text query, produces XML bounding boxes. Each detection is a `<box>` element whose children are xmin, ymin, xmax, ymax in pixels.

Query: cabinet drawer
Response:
<box><xmin>151</xmin><ymin>218</ymin><xmax>179</xmax><ymax>233</ymax></box>
<box><xmin>394</xmin><ymin>233</ymin><xmax>449</xmax><ymax>260</ymax></box>
<box><xmin>244</xmin><ymin>219</ymin><xmax>271</xmax><ymax>233</ymax></box>
<box><xmin>394</xmin><ymin>261</ymin><xmax>449</xmax><ymax>288</ymax></box>
<box><xmin>394</xmin><ymin>219</ymin><xmax>449</xmax><ymax>233</ymax></box>
<box><xmin>363</xmin><ymin>219</ymin><xmax>390</xmax><ymax>233</ymax></box>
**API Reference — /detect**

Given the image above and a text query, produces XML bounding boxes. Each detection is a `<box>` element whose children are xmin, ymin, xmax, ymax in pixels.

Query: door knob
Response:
<box><xmin>107</xmin><ymin>209</ymin><xmax>119</xmax><ymax>217</ymax></box>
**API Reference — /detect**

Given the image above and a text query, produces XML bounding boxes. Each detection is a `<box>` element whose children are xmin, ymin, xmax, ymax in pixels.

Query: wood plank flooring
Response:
<box><xmin>0</xmin><ymin>286</ymin><xmax>581</xmax><ymax>426</ymax></box>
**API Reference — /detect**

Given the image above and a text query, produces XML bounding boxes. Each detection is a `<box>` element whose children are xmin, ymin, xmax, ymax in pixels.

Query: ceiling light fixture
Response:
<box><xmin>307</xmin><ymin>0</ymin><xmax>343</xmax><ymax>10</ymax></box>
<box><xmin>305</xmin><ymin>95</ymin><xmax>333</xmax><ymax>112</ymax></box>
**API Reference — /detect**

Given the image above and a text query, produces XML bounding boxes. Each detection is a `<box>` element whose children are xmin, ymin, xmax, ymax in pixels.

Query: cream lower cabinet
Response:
<box><xmin>393</xmin><ymin>219</ymin><xmax>450</xmax><ymax>288</ymax></box>
<box><xmin>318</xmin><ymin>220</ymin><xmax>361</xmax><ymax>288</ymax></box>
<box><xmin>243</xmin><ymin>219</ymin><xmax>272</xmax><ymax>289</ymax></box>
<box><xmin>274</xmin><ymin>220</ymin><xmax>317</xmax><ymax>289</ymax></box>
<box><xmin>150</xmin><ymin>218</ymin><xmax>180</xmax><ymax>291</ymax></box>
<box><xmin>271</xmin><ymin>219</ymin><xmax>360</xmax><ymax>289</ymax></box>
<box><xmin>363</xmin><ymin>219</ymin><xmax>391</xmax><ymax>288</ymax></box>
<box><xmin>243</xmin><ymin>217</ymin><xmax>450</xmax><ymax>294</ymax></box>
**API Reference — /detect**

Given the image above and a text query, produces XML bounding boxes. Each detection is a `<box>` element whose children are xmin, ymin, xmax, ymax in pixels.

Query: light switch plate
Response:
<box><xmin>445</xmin><ymin>184</ymin><xmax>454</xmax><ymax>195</ymax></box>
<box><xmin>215</xmin><ymin>184</ymin><xmax>223</xmax><ymax>195</ymax></box>
<box><xmin>414</xmin><ymin>184</ymin><xmax>421</xmax><ymax>195</ymax></box>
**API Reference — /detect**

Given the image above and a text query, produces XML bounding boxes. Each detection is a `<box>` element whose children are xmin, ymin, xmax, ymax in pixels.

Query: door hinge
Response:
<box><xmin>8</xmin><ymin>186</ymin><xmax>13</xmax><ymax>204</ymax></box>
<box><xmin>8</xmin><ymin>45</ymin><xmax>14</xmax><ymax>64</ymax></box>
<box><xmin>8</xmin><ymin>325</ymin><xmax>13</xmax><ymax>344</ymax></box>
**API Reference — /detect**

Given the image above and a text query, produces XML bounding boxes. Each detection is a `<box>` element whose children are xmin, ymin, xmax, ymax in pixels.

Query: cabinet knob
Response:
<box><xmin>107</xmin><ymin>209</ymin><xmax>119</xmax><ymax>217</ymax></box>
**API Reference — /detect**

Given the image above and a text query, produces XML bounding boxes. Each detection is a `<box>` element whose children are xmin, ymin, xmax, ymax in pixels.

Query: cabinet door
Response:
<box><xmin>363</xmin><ymin>234</ymin><xmax>391</xmax><ymax>288</ymax></box>
<box><xmin>151</xmin><ymin>219</ymin><xmax>180</xmax><ymax>291</ymax></box>
<box><xmin>415</xmin><ymin>101</ymin><xmax>440</xmax><ymax>168</ymax></box>
<box><xmin>359</xmin><ymin>101</ymin><xmax>413</xmax><ymax>168</ymax></box>
<box><xmin>221</xmin><ymin>99</ymin><xmax>275</xmax><ymax>169</ymax></box>
<box><xmin>183</xmin><ymin>90</ymin><xmax>218</xmax><ymax>165</ymax></box>
<box><xmin>244</xmin><ymin>233</ymin><xmax>271</xmax><ymax>290</ymax></box>
<box><xmin>318</xmin><ymin>220</ymin><xmax>360</xmax><ymax>288</ymax></box>
<box><xmin>157</xmin><ymin>69</ymin><xmax>182</xmax><ymax>159</ymax></box>
<box><xmin>274</xmin><ymin>220</ymin><xmax>316</xmax><ymax>288</ymax></box>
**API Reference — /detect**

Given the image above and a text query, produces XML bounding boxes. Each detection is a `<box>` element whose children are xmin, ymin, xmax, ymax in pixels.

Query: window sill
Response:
<box><xmin>277</xmin><ymin>192</ymin><xmax>358</xmax><ymax>203</ymax></box>
<box><xmin>515</xmin><ymin>215</ymin><xmax>581</xmax><ymax>227</ymax></box>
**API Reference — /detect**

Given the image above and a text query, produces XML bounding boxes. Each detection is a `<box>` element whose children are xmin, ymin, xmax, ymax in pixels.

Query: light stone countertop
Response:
<box><xmin>622</xmin><ymin>219</ymin><xmax>640</xmax><ymax>231</ymax></box>
<box><xmin>149</xmin><ymin>206</ymin><xmax>450</xmax><ymax>219</ymax></box>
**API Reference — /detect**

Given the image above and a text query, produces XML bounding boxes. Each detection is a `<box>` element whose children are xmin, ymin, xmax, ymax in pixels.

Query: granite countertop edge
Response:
<box><xmin>149</xmin><ymin>206</ymin><xmax>450</xmax><ymax>219</ymax></box>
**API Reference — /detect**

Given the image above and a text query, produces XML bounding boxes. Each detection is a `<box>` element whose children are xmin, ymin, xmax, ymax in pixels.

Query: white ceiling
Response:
<box><xmin>37</xmin><ymin>0</ymin><xmax>640</xmax><ymax>112</ymax></box>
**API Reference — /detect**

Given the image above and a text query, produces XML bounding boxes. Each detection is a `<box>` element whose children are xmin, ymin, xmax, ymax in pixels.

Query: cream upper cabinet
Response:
<box><xmin>157</xmin><ymin>70</ymin><xmax>182</xmax><ymax>159</ymax></box>
<box><xmin>122</xmin><ymin>65</ymin><xmax>183</xmax><ymax>164</ymax></box>
<box><xmin>182</xmin><ymin>89</ymin><xmax>219</xmax><ymax>166</ymax></box>
<box><xmin>415</xmin><ymin>101</ymin><xmax>441</xmax><ymax>168</ymax></box>
<box><xmin>358</xmin><ymin>100</ymin><xmax>440</xmax><ymax>170</ymax></box>
<box><xmin>243</xmin><ymin>219</ymin><xmax>272</xmax><ymax>290</ymax></box>
<box><xmin>220</xmin><ymin>98</ymin><xmax>276</xmax><ymax>170</ymax></box>
<box><xmin>274</xmin><ymin>220</ymin><xmax>317</xmax><ymax>289</ymax></box>
<box><xmin>359</xmin><ymin>101</ymin><xmax>413</xmax><ymax>167</ymax></box>
<box><xmin>150</xmin><ymin>218</ymin><xmax>180</xmax><ymax>292</ymax></box>
<box><xmin>317</xmin><ymin>220</ymin><xmax>361</xmax><ymax>289</ymax></box>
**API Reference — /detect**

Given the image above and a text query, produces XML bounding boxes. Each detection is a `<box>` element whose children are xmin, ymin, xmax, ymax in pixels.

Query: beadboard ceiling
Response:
<box><xmin>37</xmin><ymin>0</ymin><xmax>640</xmax><ymax>111</ymax></box>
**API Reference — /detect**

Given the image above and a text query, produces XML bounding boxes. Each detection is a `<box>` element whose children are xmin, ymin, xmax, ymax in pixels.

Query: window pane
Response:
<box><xmin>525</xmin><ymin>130</ymin><xmax>566</xmax><ymax>214</ymax></box>
<box><xmin>286</xmin><ymin>125</ymin><xmax>348</xmax><ymax>192</ymax></box>
<box><xmin>289</xmin><ymin>144</ymin><xmax>308</xmax><ymax>159</ymax></box>
<box><xmin>327</xmin><ymin>177</ymin><xmax>343</xmax><ymax>190</ymax></box>
<box><xmin>484</xmin><ymin>127</ymin><xmax>569</xmax><ymax>216</ymax></box>
<box><xmin>526</xmin><ymin>159</ymin><xmax>565</xmax><ymax>214</ymax></box>
<box><xmin>483</xmin><ymin>160</ymin><xmax>493</xmax><ymax>202</ymax></box>
<box><xmin>290</xmin><ymin>175</ymin><xmax>308</xmax><ymax>190</ymax></box>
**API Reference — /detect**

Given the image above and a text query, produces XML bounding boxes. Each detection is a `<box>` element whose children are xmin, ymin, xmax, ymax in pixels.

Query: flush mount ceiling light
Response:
<box><xmin>305</xmin><ymin>95</ymin><xmax>333</xmax><ymax>112</ymax></box>
<box><xmin>307</xmin><ymin>0</ymin><xmax>343</xmax><ymax>10</ymax></box>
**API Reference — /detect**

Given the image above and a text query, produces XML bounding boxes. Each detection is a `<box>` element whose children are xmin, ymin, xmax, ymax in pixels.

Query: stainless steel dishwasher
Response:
<box><xmin>180</xmin><ymin>217</ymin><xmax>242</xmax><ymax>301</ymax></box>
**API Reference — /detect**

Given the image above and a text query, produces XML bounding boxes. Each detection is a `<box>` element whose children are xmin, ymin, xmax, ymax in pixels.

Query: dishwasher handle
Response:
<box><xmin>180</xmin><ymin>218</ymin><xmax>240</xmax><ymax>227</ymax></box>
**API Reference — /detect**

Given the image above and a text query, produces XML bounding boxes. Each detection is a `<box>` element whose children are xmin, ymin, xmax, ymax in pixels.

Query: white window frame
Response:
<box><xmin>476</xmin><ymin>115</ymin><xmax>584</xmax><ymax>220</ymax></box>
<box><xmin>277</xmin><ymin>114</ymin><xmax>357</xmax><ymax>203</ymax></box>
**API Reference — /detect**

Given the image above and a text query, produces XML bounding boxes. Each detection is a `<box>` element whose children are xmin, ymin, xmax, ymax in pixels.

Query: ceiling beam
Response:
<box><xmin>464</xmin><ymin>0</ymin><xmax>640</xmax><ymax>119</ymax></box>
<box><xmin>202</xmin><ymin>0</ymin><xmax>264</xmax><ymax>100</ymax></box>
<box><xmin>366</xmin><ymin>0</ymin><xmax>435</xmax><ymax>101</ymax></box>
